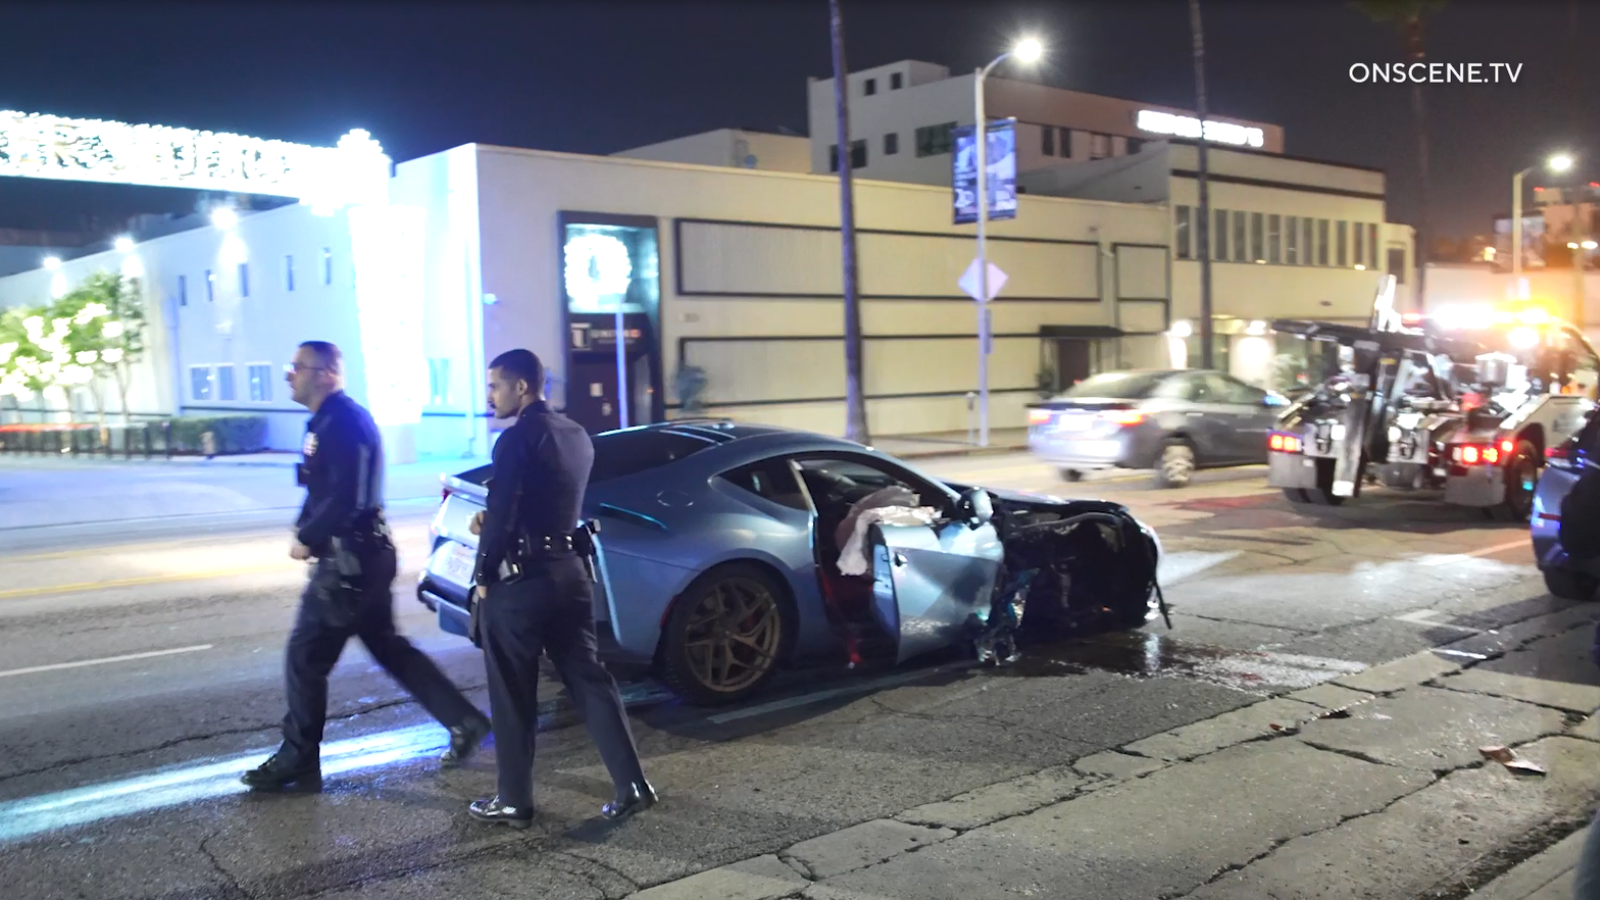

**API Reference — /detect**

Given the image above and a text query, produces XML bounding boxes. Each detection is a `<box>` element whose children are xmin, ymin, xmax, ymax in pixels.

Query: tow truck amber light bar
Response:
<box><xmin>1269</xmin><ymin>432</ymin><xmax>1303</xmax><ymax>453</ymax></box>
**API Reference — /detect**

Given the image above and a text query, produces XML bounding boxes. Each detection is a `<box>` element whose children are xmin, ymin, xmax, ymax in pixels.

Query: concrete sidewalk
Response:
<box><xmin>1469</xmin><ymin>824</ymin><xmax>1592</xmax><ymax>899</ymax></box>
<box><xmin>622</xmin><ymin>641</ymin><xmax>1600</xmax><ymax>900</ymax></box>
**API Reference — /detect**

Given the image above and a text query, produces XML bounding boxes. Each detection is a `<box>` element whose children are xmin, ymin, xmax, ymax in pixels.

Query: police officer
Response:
<box><xmin>243</xmin><ymin>340</ymin><xmax>492</xmax><ymax>791</ymax></box>
<box><xmin>466</xmin><ymin>349</ymin><xmax>654</xmax><ymax>828</ymax></box>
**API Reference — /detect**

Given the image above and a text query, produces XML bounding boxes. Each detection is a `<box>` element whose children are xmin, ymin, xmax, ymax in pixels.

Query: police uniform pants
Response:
<box><xmin>480</xmin><ymin>556</ymin><xmax>646</xmax><ymax>810</ymax></box>
<box><xmin>282</xmin><ymin>545</ymin><xmax>482</xmax><ymax>764</ymax></box>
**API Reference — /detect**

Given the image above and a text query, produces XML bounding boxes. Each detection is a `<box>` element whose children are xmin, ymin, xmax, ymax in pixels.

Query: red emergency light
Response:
<box><xmin>1269</xmin><ymin>432</ymin><xmax>1302</xmax><ymax>453</ymax></box>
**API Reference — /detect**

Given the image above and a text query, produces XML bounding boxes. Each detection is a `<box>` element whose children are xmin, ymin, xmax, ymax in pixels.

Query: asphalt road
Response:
<box><xmin>0</xmin><ymin>453</ymin><xmax>1594</xmax><ymax>900</ymax></box>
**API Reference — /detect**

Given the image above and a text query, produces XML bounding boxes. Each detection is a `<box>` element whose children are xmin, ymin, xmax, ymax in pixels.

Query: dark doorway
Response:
<box><xmin>1056</xmin><ymin>339</ymin><xmax>1095</xmax><ymax>388</ymax></box>
<box><xmin>565</xmin><ymin>312</ymin><xmax>661</xmax><ymax>434</ymax></box>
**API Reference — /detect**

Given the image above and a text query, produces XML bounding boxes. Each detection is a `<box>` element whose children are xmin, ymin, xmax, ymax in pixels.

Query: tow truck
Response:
<box><xmin>1266</xmin><ymin>285</ymin><xmax>1598</xmax><ymax>519</ymax></box>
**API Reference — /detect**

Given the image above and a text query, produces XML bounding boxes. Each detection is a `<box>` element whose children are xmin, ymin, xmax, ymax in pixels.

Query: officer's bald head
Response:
<box><xmin>298</xmin><ymin>341</ymin><xmax>343</xmax><ymax>377</ymax></box>
<box><xmin>288</xmin><ymin>341</ymin><xmax>344</xmax><ymax>410</ymax></box>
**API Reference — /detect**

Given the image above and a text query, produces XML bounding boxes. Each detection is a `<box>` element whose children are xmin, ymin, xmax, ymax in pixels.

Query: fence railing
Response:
<box><xmin>0</xmin><ymin>422</ymin><xmax>230</xmax><ymax>459</ymax></box>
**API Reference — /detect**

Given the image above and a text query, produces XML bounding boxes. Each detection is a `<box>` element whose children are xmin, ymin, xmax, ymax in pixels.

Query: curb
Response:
<box><xmin>888</xmin><ymin>443</ymin><xmax>1030</xmax><ymax>461</ymax></box>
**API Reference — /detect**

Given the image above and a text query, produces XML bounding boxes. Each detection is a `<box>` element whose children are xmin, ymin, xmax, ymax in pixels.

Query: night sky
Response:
<box><xmin>1</xmin><ymin>0</ymin><xmax>1594</xmax><ymax>244</ymax></box>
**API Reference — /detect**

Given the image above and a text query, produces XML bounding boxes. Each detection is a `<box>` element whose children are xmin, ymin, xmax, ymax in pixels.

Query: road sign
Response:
<box><xmin>959</xmin><ymin>259</ymin><xmax>1008</xmax><ymax>303</ymax></box>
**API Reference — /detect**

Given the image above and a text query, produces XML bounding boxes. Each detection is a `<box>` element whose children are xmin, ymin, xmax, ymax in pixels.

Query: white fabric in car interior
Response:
<box><xmin>837</xmin><ymin>507</ymin><xmax>939</xmax><ymax>576</ymax></box>
<box><xmin>833</xmin><ymin>485</ymin><xmax>920</xmax><ymax>550</ymax></box>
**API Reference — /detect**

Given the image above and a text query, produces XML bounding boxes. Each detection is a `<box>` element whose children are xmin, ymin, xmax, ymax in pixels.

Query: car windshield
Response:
<box><xmin>1060</xmin><ymin>372</ymin><xmax>1162</xmax><ymax>400</ymax></box>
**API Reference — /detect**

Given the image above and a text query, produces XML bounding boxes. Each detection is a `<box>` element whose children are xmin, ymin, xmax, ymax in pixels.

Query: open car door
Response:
<box><xmin>869</xmin><ymin>516</ymin><xmax>1004</xmax><ymax>664</ymax></box>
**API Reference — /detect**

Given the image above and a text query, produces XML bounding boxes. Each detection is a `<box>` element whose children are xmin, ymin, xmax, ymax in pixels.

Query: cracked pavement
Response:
<box><xmin>0</xmin><ymin>453</ymin><xmax>1596</xmax><ymax>900</ymax></box>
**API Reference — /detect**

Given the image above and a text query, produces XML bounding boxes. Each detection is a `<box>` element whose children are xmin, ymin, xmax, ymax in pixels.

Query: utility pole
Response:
<box><xmin>1190</xmin><ymin>0</ymin><xmax>1214</xmax><ymax>369</ymax></box>
<box><xmin>829</xmin><ymin>0</ymin><xmax>869</xmax><ymax>444</ymax></box>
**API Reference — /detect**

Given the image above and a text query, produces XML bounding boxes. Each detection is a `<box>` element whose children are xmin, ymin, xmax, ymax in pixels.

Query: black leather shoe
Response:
<box><xmin>601</xmin><ymin>781</ymin><xmax>657</xmax><ymax>821</ymax></box>
<box><xmin>468</xmin><ymin>796</ymin><xmax>533</xmax><ymax>829</ymax></box>
<box><xmin>241</xmin><ymin>751</ymin><xmax>322</xmax><ymax>792</ymax></box>
<box><xmin>439</xmin><ymin>715</ymin><xmax>491</xmax><ymax>767</ymax></box>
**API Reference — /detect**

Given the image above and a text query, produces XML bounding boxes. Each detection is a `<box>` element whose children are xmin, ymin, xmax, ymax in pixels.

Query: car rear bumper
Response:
<box><xmin>1443</xmin><ymin>466</ymin><xmax>1507</xmax><ymax>507</ymax></box>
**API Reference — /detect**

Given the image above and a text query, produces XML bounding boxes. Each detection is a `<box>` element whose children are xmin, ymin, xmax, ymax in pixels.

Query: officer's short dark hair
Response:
<box><xmin>299</xmin><ymin>340</ymin><xmax>342</xmax><ymax>375</ymax></box>
<box><xmin>489</xmin><ymin>349</ymin><xmax>546</xmax><ymax>396</ymax></box>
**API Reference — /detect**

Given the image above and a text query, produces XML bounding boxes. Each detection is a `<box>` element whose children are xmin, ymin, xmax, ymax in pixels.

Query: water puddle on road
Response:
<box><xmin>993</xmin><ymin>631</ymin><xmax>1367</xmax><ymax>693</ymax></box>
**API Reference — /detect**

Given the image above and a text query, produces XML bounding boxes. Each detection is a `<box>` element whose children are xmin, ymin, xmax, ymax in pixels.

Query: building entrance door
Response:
<box><xmin>567</xmin><ymin>357</ymin><xmax>622</xmax><ymax>433</ymax></box>
<box><xmin>1055</xmin><ymin>339</ymin><xmax>1096</xmax><ymax>388</ymax></box>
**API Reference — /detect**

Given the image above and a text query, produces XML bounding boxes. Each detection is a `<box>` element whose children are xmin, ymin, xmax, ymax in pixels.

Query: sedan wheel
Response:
<box><xmin>658</xmin><ymin>564</ymin><xmax>788</xmax><ymax>705</ymax></box>
<box><xmin>1543</xmin><ymin>567</ymin><xmax>1598</xmax><ymax>601</ymax></box>
<box><xmin>1155</xmin><ymin>442</ymin><xmax>1195</xmax><ymax>489</ymax></box>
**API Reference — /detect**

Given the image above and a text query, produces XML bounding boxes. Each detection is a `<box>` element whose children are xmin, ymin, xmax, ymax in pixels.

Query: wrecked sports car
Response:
<box><xmin>418</xmin><ymin>421</ymin><xmax>1166</xmax><ymax>706</ymax></box>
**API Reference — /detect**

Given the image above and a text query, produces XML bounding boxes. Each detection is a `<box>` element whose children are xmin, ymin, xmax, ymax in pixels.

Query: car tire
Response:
<box><xmin>1542</xmin><ymin>567</ymin><xmax>1598</xmax><ymax>601</ymax></box>
<box><xmin>656</xmin><ymin>562</ymin><xmax>793</xmax><ymax>706</ymax></box>
<box><xmin>1301</xmin><ymin>458</ymin><xmax>1348</xmax><ymax>506</ymax></box>
<box><xmin>1282</xmin><ymin>488</ymin><xmax>1310</xmax><ymax>504</ymax></box>
<box><xmin>1154</xmin><ymin>440</ymin><xmax>1196</xmax><ymax>489</ymax></box>
<box><xmin>1489</xmin><ymin>440</ymin><xmax>1539</xmax><ymax>523</ymax></box>
<box><xmin>1059</xmin><ymin>468</ymin><xmax>1085</xmax><ymax>482</ymax></box>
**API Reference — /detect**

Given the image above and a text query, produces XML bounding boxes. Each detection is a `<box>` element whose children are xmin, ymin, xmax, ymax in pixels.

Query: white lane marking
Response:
<box><xmin>1434</xmin><ymin>648</ymin><xmax>1491</xmax><ymax>660</ymax></box>
<box><xmin>0</xmin><ymin>644</ymin><xmax>214</xmax><ymax>679</ymax></box>
<box><xmin>707</xmin><ymin>663</ymin><xmax>970</xmax><ymax>725</ymax></box>
<box><xmin>1391</xmin><ymin>610</ymin><xmax>1481</xmax><ymax>632</ymax></box>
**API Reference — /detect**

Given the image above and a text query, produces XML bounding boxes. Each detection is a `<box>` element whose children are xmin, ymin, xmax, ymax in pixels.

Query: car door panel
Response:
<box><xmin>871</xmin><ymin>520</ymin><xmax>1004</xmax><ymax>663</ymax></box>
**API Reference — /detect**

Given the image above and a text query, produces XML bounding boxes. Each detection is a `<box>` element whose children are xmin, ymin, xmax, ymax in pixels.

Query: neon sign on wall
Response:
<box><xmin>1135</xmin><ymin>110</ymin><xmax>1265</xmax><ymax>149</ymax></box>
<box><xmin>0</xmin><ymin>110</ymin><xmax>391</xmax><ymax>212</ymax></box>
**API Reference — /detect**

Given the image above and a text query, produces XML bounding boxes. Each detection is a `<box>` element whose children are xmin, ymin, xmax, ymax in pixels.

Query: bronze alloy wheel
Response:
<box><xmin>659</xmin><ymin>564</ymin><xmax>789</xmax><ymax>705</ymax></box>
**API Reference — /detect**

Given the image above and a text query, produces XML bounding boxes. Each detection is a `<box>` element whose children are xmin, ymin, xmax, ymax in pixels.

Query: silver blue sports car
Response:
<box><xmin>417</xmin><ymin>420</ymin><xmax>1164</xmax><ymax>705</ymax></box>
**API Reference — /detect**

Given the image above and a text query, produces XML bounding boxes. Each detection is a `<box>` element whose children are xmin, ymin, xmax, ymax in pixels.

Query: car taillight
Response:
<box><xmin>1101</xmin><ymin>410</ymin><xmax>1144</xmax><ymax>426</ymax></box>
<box><xmin>1028</xmin><ymin>409</ymin><xmax>1052</xmax><ymax>426</ymax></box>
<box><xmin>1548</xmin><ymin>444</ymin><xmax>1570</xmax><ymax>460</ymax></box>
<box><xmin>1269</xmin><ymin>433</ymin><xmax>1302</xmax><ymax>453</ymax></box>
<box><xmin>1499</xmin><ymin>440</ymin><xmax>1514</xmax><ymax>454</ymax></box>
<box><xmin>1458</xmin><ymin>444</ymin><xmax>1500</xmax><ymax>465</ymax></box>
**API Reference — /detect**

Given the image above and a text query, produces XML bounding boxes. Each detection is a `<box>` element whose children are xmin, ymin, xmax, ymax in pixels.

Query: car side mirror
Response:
<box><xmin>957</xmin><ymin>487</ymin><xmax>993</xmax><ymax>528</ymax></box>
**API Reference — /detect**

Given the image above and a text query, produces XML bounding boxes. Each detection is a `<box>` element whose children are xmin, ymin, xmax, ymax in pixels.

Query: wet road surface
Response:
<box><xmin>0</xmin><ymin>453</ymin><xmax>1594</xmax><ymax>899</ymax></box>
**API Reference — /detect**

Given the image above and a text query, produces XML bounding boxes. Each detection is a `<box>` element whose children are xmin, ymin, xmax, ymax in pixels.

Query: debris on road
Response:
<box><xmin>1478</xmin><ymin>745</ymin><xmax>1547</xmax><ymax>776</ymax></box>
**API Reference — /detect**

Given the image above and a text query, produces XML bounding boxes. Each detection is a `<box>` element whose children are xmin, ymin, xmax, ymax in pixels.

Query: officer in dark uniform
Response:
<box><xmin>243</xmin><ymin>340</ymin><xmax>492</xmax><ymax>791</ymax></box>
<box><xmin>466</xmin><ymin>348</ymin><xmax>654</xmax><ymax>828</ymax></box>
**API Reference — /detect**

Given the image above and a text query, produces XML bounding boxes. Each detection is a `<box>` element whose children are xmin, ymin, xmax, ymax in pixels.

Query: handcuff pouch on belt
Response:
<box><xmin>312</xmin><ymin>514</ymin><xmax>390</xmax><ymax>628</ymax></box>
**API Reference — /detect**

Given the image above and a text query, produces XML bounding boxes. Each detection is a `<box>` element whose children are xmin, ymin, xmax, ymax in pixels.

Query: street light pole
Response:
<box><xmin>1513</xmin><ymin>165</ymin><xmax>1531</xmax><ymax>287</ymax></box>
<box><xmin>971</xmin><ymin>38</ymin><xmax>1040</xmax><ymax>449</ymax></box>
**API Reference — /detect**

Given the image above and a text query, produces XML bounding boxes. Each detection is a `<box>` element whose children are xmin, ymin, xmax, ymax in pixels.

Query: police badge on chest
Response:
<box><xmin>297</xmin><ymin>431</ymin><xmax>318</xmax><ymax>486</ymax></box>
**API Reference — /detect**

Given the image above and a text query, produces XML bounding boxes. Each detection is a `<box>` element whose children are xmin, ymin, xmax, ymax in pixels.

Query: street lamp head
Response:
<box><xmin>1549</xmin><ymin>154</ymin><xmax>1574</xmax><ymax>173</ymax></box>
<box><xmin>113</xmin><ymin>235</ymin><xmax>135</xmax><ymax>253</ymax></box>
<box><xmin>1012</xmin><ymin>37</ymin><xmax>1043</xmax><ymax>64</ymax></box>
<box><xmin>211</xmin><ymin>207</ymin><xmax>239</xmax><ymax>231</ymax></box>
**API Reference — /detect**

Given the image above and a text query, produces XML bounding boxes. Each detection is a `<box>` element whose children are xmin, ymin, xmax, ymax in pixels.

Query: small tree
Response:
<box><xmin>0</xmin><ymin>305</ymin><xmax>73</xmax><ymax>422</ymax></box>
<box><xmin>52</xmin><ymin>271</ymin><xmax>147</xmax><ymax>429</ymax></box>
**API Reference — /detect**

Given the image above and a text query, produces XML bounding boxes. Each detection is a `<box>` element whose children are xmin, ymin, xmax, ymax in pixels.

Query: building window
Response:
<box><xmin>890</xmin><ymin>72</ymin><xmax>903</xmax><ymax>90</ymax></box>
<box><xmin>828</xmin><ymin>139</ymin><xmax>868</xmax><ymax>172</ymax></box>
<box><xmin>1336</xmin><ymin>221</ymin><xmax>1348</xmax><ymax>267</ymax></box>
<box><xmin>1317</xmin><ymin>219</ymin><xmax>1330</xmax><ymax>265</ymax></box>
<box><xmin>1388</xmin><ymin>246</ymin><xmax>1407</xmax><ymax>284</ymax></box>
<box><xmin>1251</xmin><ymin>212</ymin><xmax>1265</xmax><ymax>263</ymax></box>
<box><xmin>1352</xmin><ymin>223</ymin><xmax>1364</xmax><ymax>268</ymax></box>
<box><xmin>1233</xmin><ymin>211</ymin><xmax>1248</xmax><ymax>262</ymax></box>
<box><xmin>322</xmin><ymin>248</ymin><xmax>333</xmax><ymax>285</ymax></box>
<box><xmin>248</xmin><ymin>363</ymin><xmax>273</xmax><ymax>402</ymax></box>
<box><xmin>1368</xmin><ymin>224</ymin><xmax>1380</xmax><ymax>269</ymax></box>
<box><xmin>285</xmin><ymin>255</ymin><xmax>295</xmax><ymax>292</ymax></box>
<box><xmin>178</xmin><ymin>274</ymin><xmax>187</xmax><ymax>307</ymax></box>
<box><xmin>1214</xmin><ymin>209</ymin><xmax>1229</xmax><ymax>260</ymax></box>
<box><xmin>1041</xmin><ymin>125</ymin><xmax>1055</xmax><ymax>156</ymax></box>
<box><xmin>1303</xmin><ymin>218</ymin><xmax>1315</xmax><ymax>266</ymax></box>
<box><xmin>428</xmin><ymin>358</ymin><xmax>452</xmax><ymax>406</ymax></box>
<box><xmin>190</xmin><ymin>366</ymin><xmax>212</xmax><ymax>401</ymax></box>
<box><xmin>1127</xmin><ymin>138</ymin><xmax>1143</xmax><ymax>154</ymax></box>
<box><xmin>217</xmin><ymin>364</ymin><xmax>236</xmax><ymax>402</ymax></box>
<box><xmin>1268</xmin><ymin>214</ymin><xmax>1282</xmax><ymax>264</ymax></box>
<box><xmin>1175</xmin><ymin>205</ymin><xmax>1192</xmax><ymax>259</ymax></box>
<box><xmin>864</xmin><ymin>77</ymin><xmax>877</xmax><ymax>96</ymax></box>
<box><xmin>884</xmin><ymin>132</ymin><xmax>898</xmax><ymax>155</ymax></box>
<box><xmin>1285</xmin><ymin>216</ymin><xmax>1299</xmax><ymax>264</ymax></box>
<box><xmin>1090</xmin><ymin>132</ymin><xmax>1111</xmax><ymax>159</ymax></box>
<box><xmin>915</xmin><ymin>122</ymin><xmax>956</xmax><ymax>157</ymax></box>
<box><xmin>238</xmin><ymin>262</ymin><xmax>250</xmax><ymax>298</ymax></box>
<box><xmin>1059</xmin><ymin>128</ymin><xmax>1072</xmax><ymax>158</ymax></box>
<box><xmin>205</xmin><ymin>269</ymin><xmax>215</xmax><ymax>302</ymax></box>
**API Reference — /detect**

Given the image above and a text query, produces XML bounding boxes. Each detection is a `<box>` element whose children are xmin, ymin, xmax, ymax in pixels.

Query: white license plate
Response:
<box><xmin>435</xmin><ymin>542</ymin><xmax>477</xmax><ymax>585</ymax></box>
<box><xmin>1331</xmin><ymin>423</ymin><xmax>1347</xmax><ymax>441</ymax></box>
<box><xmin>1054</xmin><ymin>415</ymin><xmax>1093</xmax><ymax>432</ymax></box>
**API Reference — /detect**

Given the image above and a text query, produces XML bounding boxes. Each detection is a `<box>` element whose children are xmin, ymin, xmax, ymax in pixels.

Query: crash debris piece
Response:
<box><xmin>1478</xmin><ymin>745</ymin><xmax>1547</xmax><ymax>776</ymax></box>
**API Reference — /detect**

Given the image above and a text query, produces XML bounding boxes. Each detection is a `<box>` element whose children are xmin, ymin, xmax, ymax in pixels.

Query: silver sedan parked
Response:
<box><xmin>1028</xmin><ymin>369</ymin><xmax>1289</xmax><ymax>488</ymax></box>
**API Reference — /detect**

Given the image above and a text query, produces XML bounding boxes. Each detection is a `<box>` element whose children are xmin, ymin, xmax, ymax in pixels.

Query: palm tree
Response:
<box><xmin>829</xmin><ymin>0</ymin><xmax>870</xmax><ymax>444</ymax></box>
<box><xmin>1354</xmin><ymin>0</ymin><xmax>1447</xmax><ymax>311</ymax></box>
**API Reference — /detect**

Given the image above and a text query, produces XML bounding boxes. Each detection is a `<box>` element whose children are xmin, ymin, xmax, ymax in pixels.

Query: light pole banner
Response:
<box><xmin>952</xmin><ymin>118</ymin><xmax>1018</xmax><ymax>225</ymax></box>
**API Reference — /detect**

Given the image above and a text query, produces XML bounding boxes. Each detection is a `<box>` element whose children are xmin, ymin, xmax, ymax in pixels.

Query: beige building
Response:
<box><xmin>806</xmin><ymin>60</ymin><xmax>1284</xmax><ymax>185</ymax></box>
<box><xmin>613</xmin><ymin>127</ymin><xmax>811</xmax><ymax>173</ymax></box>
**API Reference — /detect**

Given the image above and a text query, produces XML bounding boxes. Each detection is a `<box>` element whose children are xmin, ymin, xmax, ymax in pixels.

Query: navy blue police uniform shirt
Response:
<box><xmin>474</xmin><ymin>401</ymin><xmax>595</xmax><ymax>588</ymax></box>
<box><xmin>296</xmin><ymin>391</ymin><xmax>386</xmax><ymax>554</ymax></box>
